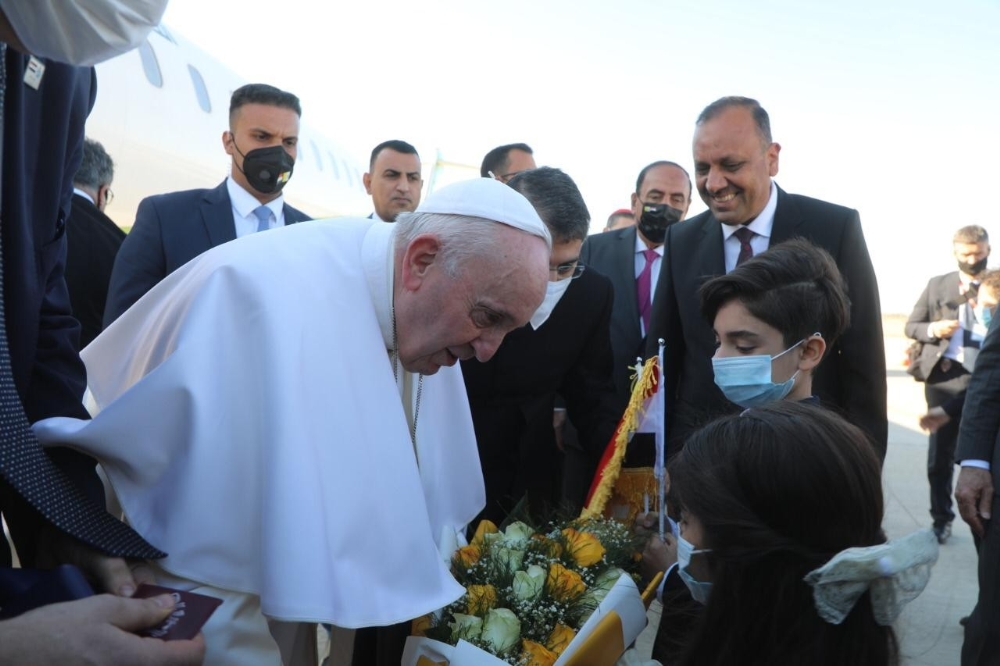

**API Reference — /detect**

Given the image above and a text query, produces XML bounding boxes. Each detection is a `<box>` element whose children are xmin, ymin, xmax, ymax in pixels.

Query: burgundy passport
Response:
<box><xmin>133</xmin><ymin>583</ymin><xmax>223</xmax><ymax>641</ymax></box>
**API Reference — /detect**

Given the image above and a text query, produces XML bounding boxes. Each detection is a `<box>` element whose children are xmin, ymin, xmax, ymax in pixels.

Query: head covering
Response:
<box><xmin>417</xmin><ymin>178</ymin><xmax>552</xmax><ymax>249</ymax></box>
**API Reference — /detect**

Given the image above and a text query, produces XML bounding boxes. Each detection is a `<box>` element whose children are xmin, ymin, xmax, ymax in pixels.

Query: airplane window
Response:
<box><xmin>187</xmin><ymin>65</ymin><xmax>212</xmax><ymax>113</ymax></box>
<box><xmin>327</xmin><ymin>152</ymin><xmax>341</xmax><ymax>179</ymax></box>
<box><xmin>311</xmin><ymin>140</ymin><xmax>322</xmax><ymax>171</ymax></box>
<box><xmin>138</xmin><ymin>41</ymin><xmax>163</xmax><ymax>88</ymax></box>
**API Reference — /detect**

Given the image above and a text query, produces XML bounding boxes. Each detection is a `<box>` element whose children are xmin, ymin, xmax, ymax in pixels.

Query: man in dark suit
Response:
<box><xmin>104</xmin><ymin>83</ymin><xmax>311</xmax><ymax>326</ymax></box>
<box><xmin>363</xmin><ymin>139</ymin><xmax>422</xmax><ymax>222</ymax></box>
<box><xmin>580</xmin><ymin>161</ymin><xmax>692</xmax><ymax>416</ymax></box>
<box><xmin>65</xmin><ymin>138</ymin><xmax>125</xmax><ymax>347</ymax></box>
<box><xmin>0</xmin><ymin>10</ymin><xmax>203</xmax><ymax>662</ymax></box>
<box><xmin>955</xmin><ymin>307</ymin><xmax>1000</xmax><ymax>665</ymax></box>
<box><xmin>647</xmin><ymin>96</ymin><xmax>887</xmax><ymax>460</ymax></box>
<box><xmin>462</xmin><ymin>167</ymin><xmax>620</xmax><ymax>526</ymax></box>
<box><xmin>906</xmin><ymin>225</ymin><xmax>991</xmax><ymax>544</ymax></box>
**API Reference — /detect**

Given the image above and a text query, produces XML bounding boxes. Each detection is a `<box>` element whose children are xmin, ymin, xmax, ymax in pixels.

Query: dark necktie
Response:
<box><xmin>0</xmin><ymin>45</ymin><xmax>163</xmax><ymax>559</ymax></box>
<box><xmin>636</xmin><ymin>248</ymin><xmax>658</xmax><ymax>334</ymax></box>
<box><xmin>734</xmin><ymin>226</ymin><xmax>755</xmax><ymax>267</ymax></box>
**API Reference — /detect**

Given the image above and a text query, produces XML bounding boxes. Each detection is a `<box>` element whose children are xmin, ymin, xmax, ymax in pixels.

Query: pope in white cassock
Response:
<box><xmin>33</xmin><ymin>178</ymin><xmax>552</xmax><ymax>665</ymax></box>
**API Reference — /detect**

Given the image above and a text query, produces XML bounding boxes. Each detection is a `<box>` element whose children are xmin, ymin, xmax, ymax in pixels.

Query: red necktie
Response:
<box><xmin>637</xmin><ymin>249</ymin><xmax>658</xmax><ymax>333</ymax></box>
<box><xmin>734</xmin><ymin>226</ymin><xmax>755</xmax><ymax>266</ymax></box>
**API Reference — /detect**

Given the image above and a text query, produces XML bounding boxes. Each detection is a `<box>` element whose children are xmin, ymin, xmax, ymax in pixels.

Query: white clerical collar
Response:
<box><xmin>721</xmin><ymin>180</ymin><xmax>778</xmax><ymax>241</ymax></box>
<box><xmin>361</xmin><ymin>221</ymin><xmax>398</xmax><ymax>351</ymax></box>
<box><xmin>226</xmin><ymin>175</ymin><xmax>283</xmax><ymax>219</ymax></box>
<box><xmin>73</xmin><ymin>187</ymin><xmax>95</xmax><ymax>205</ymax></box>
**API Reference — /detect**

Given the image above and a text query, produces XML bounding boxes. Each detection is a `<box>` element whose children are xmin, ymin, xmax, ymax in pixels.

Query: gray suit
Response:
<box><xmin>580</xmin><ymin>226</ymin><xmax>645</xmax><ymax>416</ymax></box>
<box><xmin>955</xmin><ymin>313</ymin><xmax>1000</xmax><ymax>665</ymax></box>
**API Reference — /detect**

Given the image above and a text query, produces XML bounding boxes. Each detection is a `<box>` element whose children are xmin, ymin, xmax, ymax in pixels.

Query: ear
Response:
<box><xmin>767</xmin><ymin>142</ymin><xmax>781</xmax><ymax>177</ymax></box>
<box><xmin>222</xmin><ymin>131</ymin><xmax>234</xmax><ymax>157</ymax></box>
<box><xmin>363</xmin><ymin>172</ymin><xmax>373</xmax><ymax>195</ymax></box>
<box><xmin>400</xmin><ymin>235</ymin><xmax>442</xmax><ymax>291</ymax></box>
<box><xmin>97</xmin><ymin>184</ymin><xmax>109</xmax><ymax>210</ymax></box>
<box><xmin>630</xmin><ymin>192</ymin><xmax>641</xmax><ymax>218</ymax></box>
<box><xmin>798</xmin><ymin>335</ymin><xmax>826</xmax><ymax>372</ymax></box>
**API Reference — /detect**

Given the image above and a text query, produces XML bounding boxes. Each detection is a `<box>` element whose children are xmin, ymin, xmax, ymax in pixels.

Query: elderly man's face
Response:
<box><xmin>394</xmin><ymin>226</ymin><xmax>548</xmax><ymax>374</ymax></box>
<box><xmin>693</xmin><ymin>105</ymin><xmax>779</xmax><ymax>226</ymax></box>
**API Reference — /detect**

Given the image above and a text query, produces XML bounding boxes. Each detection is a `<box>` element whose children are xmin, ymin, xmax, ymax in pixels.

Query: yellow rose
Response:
<box><xmin>532</xmin><ymin>534</ymin><xmax>564</xmax><ymax>559</ymax></box>
<box><xmin>472</xmin><ymin>520</ymin><xmax>499</xmax><ymax>546</ymax></box>
<box><xmin>545</xmin><ymin>622</ymin><xmax>577</xmax><ymax>655</ymax></box>
<box><xmin>521</xmin><ymin>639</ymin><xmax>558</xmax><ymax>666</ymax></box>
<box><xmin>546</xmin><ymin>563</ymin><xmax>586</xmax><ymax>601</ymax></box>
<box><xmin>411</xmin><ymin>613</ymin><xmax>433</xmax><ymax>637</ymax></box>
<box><xmin>467</xmin><ymin>584</ymin><xmax>497</xmax><ymax>614</ymax></box>
<box><xmin>454</xmin><ymin>544</ymin><xmax>482</xmax><ymax>568</ymax></box>
<box><xmin>562</xmin><ymin>528</ymin><xmax>606</xmax><ymax>568</ymax></box>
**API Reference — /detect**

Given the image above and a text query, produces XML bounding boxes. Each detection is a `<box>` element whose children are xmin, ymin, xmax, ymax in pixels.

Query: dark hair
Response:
<box><xmin>954</xmin><ymin>225</ymin><xmax>989</xmax><ymax>244</ymax></box>
<box><xmin>73</xmin><ymin>138</ymin><xmax>114</xmax><ymax>189</ymax></box>
<box><xmin>507</xmin><ymin>167</ymin><xmax>590</xmax><ymax>243</ymax></box>
<box><xmin>480</xmin><ymin>143</ymin><xmax>533</xmax><ymax>178</ymax></box>
<box><xmin>979</xmin><ymin>269</ymin><xmax>1000</xmax><ymax>295</ymax></box>
<box><xmin>229</xmin><ymin>83</ymin><xmax>301</xmax><ymax>126</ymax></box>
<box><xmin>670</xmin><ymin>401</ymin><xmax>896</xmax><ymax>666</ymax></box>
<box><xmin>699</xmin><ymin>238</ymin><xmax>851</xmax><ymax>352</ymax></box>
<box><xmin>697</xmin><ymin>96</ymin><xmax>772</xmax><ymax>144</ymax></box>
<box><xmin>634</xmin><ymin>160</ymin><xmax>692</xmax><ymax>198</ymax></box>
<box><xmin>369</xmin><ymin>139</ymin><xmax>419</xmax><ymax>170</ymax></box>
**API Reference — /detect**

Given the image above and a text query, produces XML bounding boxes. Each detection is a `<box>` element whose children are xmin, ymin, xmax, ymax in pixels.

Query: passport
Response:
<box><xmin>133</xmin><ymin>583</ymin><xmax>223</xmax><ymax>641</ymax></box>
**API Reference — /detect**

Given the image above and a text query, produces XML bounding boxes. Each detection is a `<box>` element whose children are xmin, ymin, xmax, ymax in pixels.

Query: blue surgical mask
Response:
<box><xmin>712</xmin><ymin>339</ymin><xmax>807</xmax><ymax>408</ymax></box>
<box><xmin>677</xmin><ymin>535</ymin><xmax>712</xmax><ymax>604</ymax></box>
<box><xmin>975</xmin><ymin>305</ymin><xmax>994</xmax><ymax>330</ymax></box>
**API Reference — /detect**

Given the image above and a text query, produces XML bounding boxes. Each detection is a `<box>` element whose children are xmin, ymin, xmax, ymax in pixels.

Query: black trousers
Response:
<box><xmin>962</xmin><ymin>494</ymin><xmax>1000</xmax><ymax>665</ymax></box>
<box><xmin>925</xmin><ymin>362</ymin><xmax>971</xmax><ymax>527</ymax></box>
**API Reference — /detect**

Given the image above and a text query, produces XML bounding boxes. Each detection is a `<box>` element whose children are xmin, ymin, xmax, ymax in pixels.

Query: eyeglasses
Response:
<box><xmin>550</xmin><ymin>262</ymin><xmax>585</xmax><ymax>280</ymax></box>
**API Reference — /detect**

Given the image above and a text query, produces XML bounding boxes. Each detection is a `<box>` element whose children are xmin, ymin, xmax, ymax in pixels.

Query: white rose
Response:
<box><xmin>512</xmin><ymin>564</ymin><xmax>547</xmax><ymax>601</ymax></box>
<box><xmin>494</xmin><ymin>547</ymin><xmax>525</xmax><ymax>574</ymax></box>
<box><xmin>594</xmin><ymin>568</ymin><xmax>627</xmax><ymax>591</ymax></box>
<box><xmin>499</xmin><ymin>522</ymin><xmax>534</xmax><ymax>548</ymax></box>
<box><xmin>481</xmin><ymin>608</ymin><xmax>521</xmax><ymax>653</ymax></box>
<box><xmin>448</xmin><ymin>613</ymin><xmax>483</xmax><ymax>642</ymax></box>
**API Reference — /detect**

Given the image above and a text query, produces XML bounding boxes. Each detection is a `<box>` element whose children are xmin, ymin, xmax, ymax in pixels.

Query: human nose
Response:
<box><xmin>704</xmin><ymin>167</ymin><xmax>727</xmax><ymax>194</ymax></box>
<box><xmin>471</xmin><ymin>331</ymin><xmax>504</xmax><ymax>362</ymax></box>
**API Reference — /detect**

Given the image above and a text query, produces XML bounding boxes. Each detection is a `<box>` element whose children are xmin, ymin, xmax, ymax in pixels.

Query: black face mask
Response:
<box><xmin>232</xmin><ymin>139</ymin><xmax>295</xmax><ymax>194</ymax></box>
<box><xmin>959</xmin><ymin>256</ymin><xmax>989</xmax><ymax>276</ymax></box>
<box><xmin>637</xmin><ymin>202</ymin><xmax>684</xmax><ymax>244</ymax></box>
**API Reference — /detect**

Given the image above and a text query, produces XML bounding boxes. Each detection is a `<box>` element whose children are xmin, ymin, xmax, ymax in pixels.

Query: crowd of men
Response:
<box><xmin>1</xmin><ymin>1</ymin><xmax>997</xmax><ymax>665</ymax></box>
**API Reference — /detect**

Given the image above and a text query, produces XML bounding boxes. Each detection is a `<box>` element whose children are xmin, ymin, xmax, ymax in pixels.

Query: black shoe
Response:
<box><xmin>933</xmin><ymin>522</ymin><xmax>952</xmax><ymax>544</ymax></box>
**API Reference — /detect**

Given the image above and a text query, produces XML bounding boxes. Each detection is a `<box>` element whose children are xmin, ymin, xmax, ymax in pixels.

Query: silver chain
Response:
<box><xmin>391</xmin><ymin>306</ymin><xmax>423</xmax><ymax>447</ymax></box>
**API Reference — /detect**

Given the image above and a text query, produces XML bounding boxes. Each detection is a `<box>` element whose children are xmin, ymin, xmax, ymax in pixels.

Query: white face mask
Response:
<box><xmin>529</xmin><ymin>278</ymin><xmax>572</xmax><ymax>330</ymax></box>
<box><xmin>5</xmin><ymin>0</ymin><xmax>168</xmax><ymax>66</ymax></box>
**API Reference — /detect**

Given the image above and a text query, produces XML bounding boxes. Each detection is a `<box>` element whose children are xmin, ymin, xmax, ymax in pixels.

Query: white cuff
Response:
<box><xmin>961</xmin><ymin>459</ymin><xmax>991</xmax><ymax>471</ymax></box>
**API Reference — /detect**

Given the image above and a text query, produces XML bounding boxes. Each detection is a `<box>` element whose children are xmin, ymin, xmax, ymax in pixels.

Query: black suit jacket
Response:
<box><xmin>905</xmin><ymin>272</ymin><xmax>965</xmax><ymax>379</ymax></box>
<box><xmin>103</xmin><ymin>180</ymin><xmax>311</xmax><ymax>325</ymax></box>
<box><xmin>956</xmin><ymin>313</ymin><xmax>1000</xmax><ymax>479</ymax></box>
<box><xmin>579</xmin><ymin>226</ymin><xmax>646</xmax><ymax>415</ymax></box>
<box><xmin>65</xmin><ymin>194</ymin><xmax>126</xmax><ymax>347</ymax></box>
<box><xmin>647</xmin><ymin>185</ymin><xmax>888</xmax><ymax>460</ymax></box>
<box><xmin>0</xmin><ymin>51</ymin><xmax>105</xmax><ymax>566</ymax></box>
<box><xmin>461</xmin><ymin>268</ymin><xmax>619</xmax><ymax>524</ymax></box>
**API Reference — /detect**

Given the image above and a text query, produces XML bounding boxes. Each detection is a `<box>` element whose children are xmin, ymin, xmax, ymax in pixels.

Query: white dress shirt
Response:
<box><xmin>227</xmin><ymin>176</ymin><xmax>286</xmax><ymax>238</ymax></box>
<box><xmin>722</xmin><ymin>180</ymin><xmax>778</xmax><ymax>274</ymax></box>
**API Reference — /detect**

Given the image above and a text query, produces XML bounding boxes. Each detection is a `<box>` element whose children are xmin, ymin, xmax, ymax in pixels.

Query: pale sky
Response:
<box><xmin>160</xmin><ymin>0</ymin><xmax>1000</xmax><ymax>313</ymax></box>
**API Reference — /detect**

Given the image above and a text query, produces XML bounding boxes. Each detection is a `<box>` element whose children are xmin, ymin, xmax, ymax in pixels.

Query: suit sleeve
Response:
<box><xmin>103</xmin><ymin>196</ymin><xmax>167</xmax><ymax>327</ymax></box>
<box><xmin>833</xmin><ymin>210</ymin><xmax>888</xmax><ymax>460</ymax></box>
<box><xmin>904</xmin><ymin>281</ymin><xmax>937</xmax><ymax>342</ymax></box>
<box><xmin>559</xmin><ymin>276</ymin><xmax>619</xmax><ymax>459</ymax></box>
<box><xmin>956</xmin><ymin>316</ymin><xmax>1000</xmax><ymax>463</ymax></box>
<box><xmin>646</xmin><ymin>228</ymin><xmax>682</xmax><ymax>408</ymax></box>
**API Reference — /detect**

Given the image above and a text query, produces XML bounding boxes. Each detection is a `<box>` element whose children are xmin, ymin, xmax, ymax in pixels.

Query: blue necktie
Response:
<box><xmin>0</xmin><ymin>46</ymin><xmax>163</xmax><ymax>559</ymax></box>
<box><xmin>253</xmin><ymin>205</ymin><xmax>271</xmax><ymax>233</ymax></box>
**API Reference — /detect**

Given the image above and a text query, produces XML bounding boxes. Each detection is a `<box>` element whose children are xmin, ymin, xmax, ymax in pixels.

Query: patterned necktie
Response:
<box><xmin>636</xmin><ymin>248</ymin><xmax>659</xmax><ymax>334</ymax></box>
<box><xmin>0</xmin><ymin>46</ymin><xmax>163</xmax><ymax>559</ymax></box>
<box><xmin>734</xmin><ymin>226</ymin><xmax>755</xmax><ymax>267</ymax></box>
<box><xmin>252</xmin><ymin>205</ymin><xmax>271</xmax><ymax>232</ymax></box>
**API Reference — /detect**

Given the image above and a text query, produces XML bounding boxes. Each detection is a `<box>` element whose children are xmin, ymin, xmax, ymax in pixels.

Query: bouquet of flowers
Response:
<box><xmin>403</xmin><ymin>516</ymin><xmax>656</xmax><ymax>666</ymax></box>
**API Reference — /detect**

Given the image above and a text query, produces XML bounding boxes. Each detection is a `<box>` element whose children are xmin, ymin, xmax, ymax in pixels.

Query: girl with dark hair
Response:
<box><xmin>669</xmin><ymin>401</ymin><xmax>937</xmax><ymax>666</ymax></box>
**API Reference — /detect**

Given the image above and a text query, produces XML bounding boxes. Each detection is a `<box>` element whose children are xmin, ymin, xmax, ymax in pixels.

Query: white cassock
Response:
<box><xmin>33</xmin><ymin>219</ymin><xmax>485</xmax><ymax>663</ymax></box>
